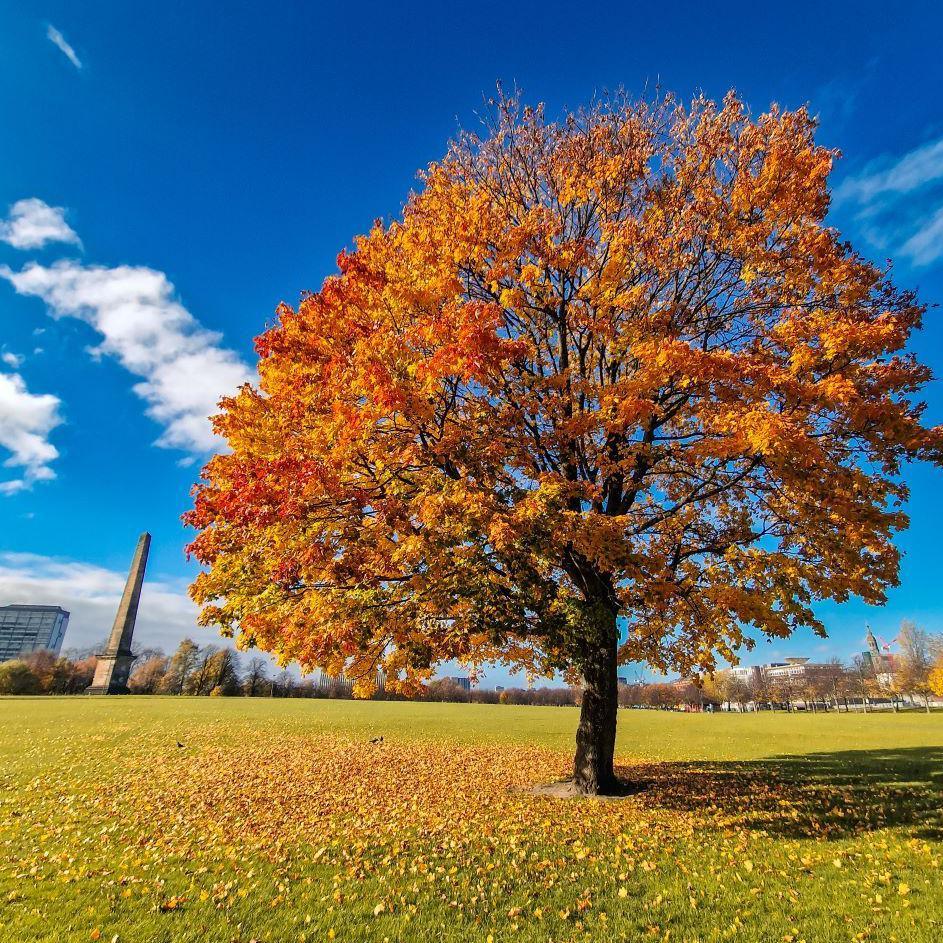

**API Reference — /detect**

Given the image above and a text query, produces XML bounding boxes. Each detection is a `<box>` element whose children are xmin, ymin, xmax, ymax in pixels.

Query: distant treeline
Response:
<box><xmin>0</xmin><ymin>645</ymin><xmax>742</xmax><ymax>707</ymax></box>
<box><xmin>0</xmin><ymin>639</ymin><xmax>607</xmax><ymax>703</ymax></box>
<box><xmin>0</xmin><ymin>639</ymin><xmax>571</xmax><ymax>702</ymax></box>
<box><xmin>0</xmin><ymin>642</ymin><xmax>810</xmax><ymax>708</ymax></box>
<box><xmin>3</xmin><ymin>626</ymin><xmax>942</xmax><ymax>709</ymax></box>
<box><xmin>0</xmin><ymin>650</ymin><xmax>97</xmax><ymax>695</ymax></box>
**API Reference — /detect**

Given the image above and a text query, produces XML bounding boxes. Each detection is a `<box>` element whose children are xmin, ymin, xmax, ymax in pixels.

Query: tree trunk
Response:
<box><xmin>573</xmin><ymin>606</ymin><xmax>619</xmax><ymax>795</ymax></box>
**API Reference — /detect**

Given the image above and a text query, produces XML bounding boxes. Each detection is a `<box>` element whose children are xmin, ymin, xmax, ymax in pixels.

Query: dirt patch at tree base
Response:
<box><xmin>527</xmin><ymin>778</ymin><xmax>647</xmax><ymax>800</ymax></box>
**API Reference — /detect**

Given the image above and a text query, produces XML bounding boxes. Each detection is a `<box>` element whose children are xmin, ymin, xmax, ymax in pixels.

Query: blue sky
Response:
<box><xmin>1</xmin><ymin>1</ymin><xmax>942</xmax><ymax>682</ymax></box>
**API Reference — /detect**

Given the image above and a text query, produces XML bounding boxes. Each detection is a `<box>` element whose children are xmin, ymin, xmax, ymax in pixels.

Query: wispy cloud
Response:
<box><xmin>0</xmin><ymin>371</ymin><xmax>62</xmax><ymax>495</ymax></box>
<box><xmin>0</xmin><ymin>551</ymin><xmax>201</xmax><ymax>652</ymax></box>
<box><xmin>1</xmin><ymin>351</ymin><xmax>24</xmax><ymax>369</ymax></box>
<box><xmin>899</xmin><ymin>204</ymin><xmax>943</xmax><ymax>267</ymax></box>
<box><xmin>0</xmin><ymin>198</ymin><xmax>81</xmax><ymax>251</ymax></box>
<box><xmin>46</xmin><ymin>25</ymin><xmax>82</xmax><ymax>70</ymax></box>
<box><xmin>0</xmin><ymin>259</ymin><xmax>252</xmax><ymax>455</ymax></box>
<box><xmin>809</xmin><ymin>71</ymin><xmax>867</xmax><ymax>133</ymax></box>
<box><xmin>834</xmin><ymin>135</ymin><xmax>943</xmax><ymax>268</ymax></box>
<box><xmin>0</xmin><ymin>551</ymin><xmax>290</xmax><ymax>668</ymax></box>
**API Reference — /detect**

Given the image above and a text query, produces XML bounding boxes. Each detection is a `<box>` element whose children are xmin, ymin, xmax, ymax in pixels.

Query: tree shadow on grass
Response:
<box><xmin>619</xmin><ymin>747</ymin><xmax>943</xmax><ymax>841</ymax></box>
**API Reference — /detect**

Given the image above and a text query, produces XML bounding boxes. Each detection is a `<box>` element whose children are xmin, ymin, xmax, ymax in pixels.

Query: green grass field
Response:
<box><xmin>1</xmin><ymin>698</ymin><xmax>941</xmax><ymax>942</ymax></box>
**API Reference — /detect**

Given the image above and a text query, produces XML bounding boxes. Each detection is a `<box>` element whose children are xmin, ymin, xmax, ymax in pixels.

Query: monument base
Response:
<box><xmin>86</xmin><ymin>650</ymin><xmax>136</xmax><ymax>695</ymax></box>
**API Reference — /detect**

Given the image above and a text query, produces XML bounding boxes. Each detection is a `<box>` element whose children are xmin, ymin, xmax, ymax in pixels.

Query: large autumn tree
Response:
<box><xmin>187</xmin><ymin>92</ymin><xmax>941</xmax><ymax>793</ymax></box>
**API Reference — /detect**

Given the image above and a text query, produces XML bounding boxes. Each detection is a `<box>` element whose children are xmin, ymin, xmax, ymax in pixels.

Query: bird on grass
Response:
<box><xmin>176</xmin><ymin>741</ymin><xmax>186</xmax><ymax>749</ymax></box>
<box><xmin>369</xmin><ymin>736</ymin><xmax>384</xmax><ymax>744</ymax></box>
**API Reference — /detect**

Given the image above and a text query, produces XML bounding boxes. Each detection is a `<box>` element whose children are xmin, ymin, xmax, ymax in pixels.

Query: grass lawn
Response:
<box><xmin>1</xmin><ymin>698</ymin><xmax>941</xmax><ymax>942</ymax></box>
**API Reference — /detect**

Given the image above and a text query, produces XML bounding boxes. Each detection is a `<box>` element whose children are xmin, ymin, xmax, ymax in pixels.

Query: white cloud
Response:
<box><xmin>899</xmin><ymin>204</ymin><xmax>943</xmax><ymax>267</ymax></box>
<box><xmin>835</xmin><ymin>138</ymin><xmax>943</xmax><ymax>207</ymax></box>
<box><xmin>0</xmin><ymin>551</ymin><xmax>291</xmax><ymax>676</ymax></box>
<box><xmin>0</xmin><ymin>372</ymin><xmax>62</xmax><ymax>495</ymax></box>
<box><xmin>0</xmin><ymin>260</ymin><xmax>252</xmax><ymax>454</ymax></box>
<box><xmin>0</xmin><ymin>198</ymin><xmax>81</xmax><ymax>251</ymax></box>
<box><xmin>1</xmin><ymin>351</ymin><xmax>24</xmax><ymax>369</ymax></box>
<box><xmin>834</xmin><ymin>135</ymin><xmax>943</xmax><ymax>268</ymax></box>
<box><xmin>0</xmin><ymin>551</ymin><xmax>202</xmax><ymax>653</ymax></box>
<box><xmin>46</xmin><ymin>25</ymin><xmax>82</xmax><ymax>70</ymax></box>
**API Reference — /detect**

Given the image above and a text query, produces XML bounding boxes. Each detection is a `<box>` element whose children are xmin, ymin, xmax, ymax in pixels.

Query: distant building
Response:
<box><xmin>0</xmin><ymin>605</ymin><xmax>70</xmax><ymax>662</ymax></box>
<box><xmin>727</xmin><ymin>658</ymin><xmax>841</xmax><ymax>686</ymax></box>
<box><xmin>447</xmin><ymin>676</ymin><xmax>471</xmax><ymax>691</ymax></box>
<box><xmin>617</xmin><ymin>675</ymin><xmax>629</xmax><ymax>686</ymax></box>
<box><xmin>763</xmin><ymin>658</ymin><xmax>842</xmax><ymax>683</ymax></box>
<box><xmin>718</xmin><ymin>658</ymin><xmax>843</xmax><ymax>710</ymax></box>
<box><xmin>318</xmin><ymin>672</ymin><xmax>353</xmax><ymax>694</ymax></box>
<box><xmin>495</xmin><ymin>685</ymin><xmax>505</xmax><ymax>693</ymax></box>
<box><xmin>729</xmin><ymin>664</ymin><xmax>763</xmax><ymax>685</ymax></box>
<box><xmin>316</xmin><ymin>669</ymin><xmax>386</xmax><ymax>694</ymax></box>
<box><xmin>862</xmin><ymin>628</ymin><xmax>896</xmax><ymax>687</ymax></box>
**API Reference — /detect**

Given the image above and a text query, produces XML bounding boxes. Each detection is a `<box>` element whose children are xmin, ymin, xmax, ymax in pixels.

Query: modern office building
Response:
<box><xmin>447</xmin><ymin>675</ymin><xmax>472</xmax><ymax>691</ymax></box>
<box><xmin>0</xmin><ymin>605</ymin><xmax>70</xmax><ymax>662</ymax></box>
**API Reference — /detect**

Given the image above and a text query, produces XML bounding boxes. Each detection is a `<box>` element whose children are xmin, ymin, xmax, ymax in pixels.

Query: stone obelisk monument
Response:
<box><xmin>87</xmin><ymin>532</ymin><xmax>150</xmax><ymax>695</ymax></box>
